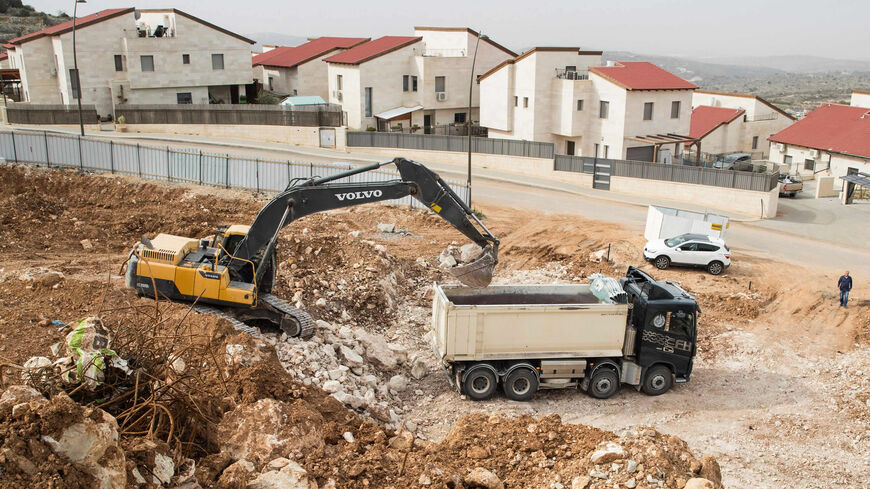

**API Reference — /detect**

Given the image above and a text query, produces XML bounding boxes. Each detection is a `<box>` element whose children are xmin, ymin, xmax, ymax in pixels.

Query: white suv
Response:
<box><xmin>643</xmin><ymin>233</ymin><xmax>731</xmax><ymax>275</ymax></box>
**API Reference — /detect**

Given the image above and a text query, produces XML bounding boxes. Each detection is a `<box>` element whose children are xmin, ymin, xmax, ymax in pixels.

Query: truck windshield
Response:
<box><xmin>669</xmin><ymin>310</ymin><xmax>694</xmax><ymax>337</ymax></box>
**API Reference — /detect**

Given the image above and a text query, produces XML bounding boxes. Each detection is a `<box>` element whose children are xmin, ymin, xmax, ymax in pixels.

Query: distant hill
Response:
<box><xmin>603</xmin><ymin>51</ymin><xmax>783</xmax><ymax>84</ymax></box>
<box><xmin>703</xmin><ymin>55</ymin><xmax>870</xmax><ymax>74</ymax></box>
<box><xmin>247</xmin><ymin>32</ymin><xmax>309</xmax><ymax>50</ymax></box>
<box><xmin>0</xmin><ymin>0</ymin><xmax>69</xmax><ymax>46</ymax></box>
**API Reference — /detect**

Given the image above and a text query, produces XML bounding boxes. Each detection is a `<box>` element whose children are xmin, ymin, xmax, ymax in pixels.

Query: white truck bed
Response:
<box><xmin>433</xmin><ymin>284</ymin><xmax>629</xmax><ymax>362</ymax></box>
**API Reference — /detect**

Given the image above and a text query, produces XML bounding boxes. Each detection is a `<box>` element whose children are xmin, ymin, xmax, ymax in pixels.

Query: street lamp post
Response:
<box><xmin>72</xmin><ymin>0</ymin><xmax>87</xmax><ymax>137</ymax></box>
<box><xmin>466</xmin><ymin>32</ymin><xmax>487</xmax><ymax>207</ymax></box>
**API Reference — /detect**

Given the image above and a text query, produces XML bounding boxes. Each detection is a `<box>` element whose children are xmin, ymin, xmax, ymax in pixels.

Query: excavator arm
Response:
<box><xmin>224</xmin><ymin>157</ymin><xmax>499</xmax><ymax>287</ymax></box>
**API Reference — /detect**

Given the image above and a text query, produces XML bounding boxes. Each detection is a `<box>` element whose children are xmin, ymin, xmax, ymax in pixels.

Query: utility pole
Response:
<box><xmin>72</xmin><ymin>0</ymin><xmax>87</xmax><ymax>137</ymax></box>
<box><xmin>466</xmin><ymin>32</ymin><xmax>487</xmax><ymax>207</ymax></box>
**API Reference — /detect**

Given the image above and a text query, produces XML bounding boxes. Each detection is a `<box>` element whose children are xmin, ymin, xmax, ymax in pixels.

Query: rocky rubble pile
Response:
<box><xmin>271</xmin><ymin>318</ymin><xmax>429</xmax><ymax>430</ymax></box>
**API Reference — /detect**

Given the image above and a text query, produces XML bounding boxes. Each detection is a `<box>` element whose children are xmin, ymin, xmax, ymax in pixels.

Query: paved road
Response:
<box><xmin>8</xmin><ymin>126</ymin><xmax>870</xmax><ymax>277</ymax></box>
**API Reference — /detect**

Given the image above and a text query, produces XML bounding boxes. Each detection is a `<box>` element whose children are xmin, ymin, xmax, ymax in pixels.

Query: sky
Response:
<box><xmin>29</xmin><ymin>0</ymin><xmax>870</xmax><ymax>61</ymax></box>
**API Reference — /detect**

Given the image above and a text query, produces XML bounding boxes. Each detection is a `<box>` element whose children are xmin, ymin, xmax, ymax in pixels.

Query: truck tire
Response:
<box><xmin>503</xmin><ymin>368</ymin><xmax>538</xmax><ymax>401</ymax></box>
<box><xmin>463</xmin><ymin>367</ymin><xmax>497</xmax><ymax>401</ymax></box>
<box><xmin>654</xmin><ymin>256</ymin><xmax>670</xmax><ymax>270</ymax></box>
<box><xmin>706</xmin><ymin>261</ymin><xmax>724</xmax><ymax>275</ymax></box>
<box><xmin>642</xmin><ymin>365</ymin><xmax>673</xmax><ymax>396</ymax></box>
<box><xmin>587</xmin><ymin>368</ymin><xmax>619</xmax><ymax>399</ymax></box>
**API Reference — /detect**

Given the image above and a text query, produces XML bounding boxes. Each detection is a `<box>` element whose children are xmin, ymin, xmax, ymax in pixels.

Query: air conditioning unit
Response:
<box><xmin>809</xmin><ymin>149</ymin><xmax>819</xmax><ymax>158</ymax></box>
<box><xmin>332</xmin><ymin>90</ymin><xmax>343</xmax><ymax>101</ymax></box>
<box><xmin>777</xmin><ymin>143</ymin><xmax>785</xmax><ymax>152</ymax></box>
<box><xmin>436</xmin><ymin>91</ymin><xmax>447</xmax><ymax>102</ymax></box>
<box><xmin>50</xmin><ymin>67</ymin><xmax>57</xmax><ymax>76</ymax></box>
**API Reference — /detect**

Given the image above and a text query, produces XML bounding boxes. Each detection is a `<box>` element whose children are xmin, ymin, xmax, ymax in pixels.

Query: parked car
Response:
<box><xmin>778</xmin><ymin>174</ymin><xmax>803</xmax><ymax>198</ymax></box>
<box><xmin>643</xmin><ymin>233</ymin><xmax>731</xmax><ymax>275</ymax></box>
<box><xmin>713</xmin><ymin>153</ymin><xmax>752</xmax><ymax>171</ymax></box>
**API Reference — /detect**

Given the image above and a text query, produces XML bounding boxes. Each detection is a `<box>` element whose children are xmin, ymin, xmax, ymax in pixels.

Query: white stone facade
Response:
<box><xmin>10</xmin><ymin>8</ymin><xmax>254</xmax><ymax>117</ymax></box>
<box><xmin>481</xmin><ymin>50</ymin><xmax>694</xmax><ymax>160</ymax></box>
<box><xmin>691</xmin><ymin>90</ymin><xmax>795</xmax><ymax>157</ymax></box>
<box><xmin>851</xmin><ymin>90</ymin><xmax>870</xmax><ymax>108</ymax></box>
<box><xmin>768</xmin><ymin>141</ymin><xmax>870</xmax><ymax>182</ymax></box>
<box><xmin>327</xmin><ymin>29</ymin><xmax>515</xmax><ymax>131</ymax></box>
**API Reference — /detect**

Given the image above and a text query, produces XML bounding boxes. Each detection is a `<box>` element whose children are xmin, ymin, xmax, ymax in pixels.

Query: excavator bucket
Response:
<box><xmin>448</xmin><ymin>245</ymin><xmax>497</xmax><ymax>288</ymax></box>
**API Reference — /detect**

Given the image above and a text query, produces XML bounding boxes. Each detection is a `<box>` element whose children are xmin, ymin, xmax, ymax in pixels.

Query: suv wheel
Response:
<box><xmin>654</xmin><ymin>256</ymin><xmax>670</xmax><ymax>270</ymax></box>
<box><xmin>707</xmin><ymin>261</ymin><xmax>724</xmax><ymax>275</ymax></box>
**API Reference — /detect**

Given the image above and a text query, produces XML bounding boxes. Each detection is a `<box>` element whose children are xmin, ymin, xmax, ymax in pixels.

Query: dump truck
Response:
<box><xmin>432</xmin><ymin>267</ymin><xmax>699</xmax><ymax>401</ymax></box>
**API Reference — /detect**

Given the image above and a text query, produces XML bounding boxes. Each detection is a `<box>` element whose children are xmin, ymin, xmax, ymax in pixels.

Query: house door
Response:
<box><xmin>424</xmin><ymin>115</ymin><xmax>432</xmax><ymax>134</ymax></box>
<box><xmin>566</xmin><ymin>141</ymin><xmax>575</xmax><ymax>156</ymax></box>
<box><xmin>230</xmin><ymin>85</ymin><xmax>240</xmax><ymax>104</ymax></box>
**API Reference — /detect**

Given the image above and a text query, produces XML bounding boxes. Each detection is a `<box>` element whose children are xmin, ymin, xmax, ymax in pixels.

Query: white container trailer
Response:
<box><xmin>432</xmin><ymin>268</ymin><xmax>699</xmax><ymax>401</ymax></box>
<box><xmin>644</xmin><ymin>205</ymin><xmax>729</xmax><ymax>241</ymax></box>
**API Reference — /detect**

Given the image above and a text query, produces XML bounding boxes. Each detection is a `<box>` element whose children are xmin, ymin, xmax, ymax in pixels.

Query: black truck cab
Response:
<box><xmin>621</xmin><ymin>267</ymin><xmax>699</xmax><ymax>389</ymax></box>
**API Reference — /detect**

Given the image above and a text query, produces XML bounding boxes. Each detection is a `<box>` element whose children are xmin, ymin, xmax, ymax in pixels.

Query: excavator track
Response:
<box><xmin>260</xmin><ymin>293</ymin><xmax>315</xmax><ymax>339</ymax></box>
<box><xmin>192</xmin><ymin>303</ymin><xmax>262</xmax><ymax>338</ymax></box>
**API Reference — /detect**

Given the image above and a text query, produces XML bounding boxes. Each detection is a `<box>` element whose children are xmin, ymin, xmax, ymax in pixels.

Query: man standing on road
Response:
<box><xmin>838</xmin><ymin>271</ymin><xmax>853</xmax><ymax>307</ymax></box>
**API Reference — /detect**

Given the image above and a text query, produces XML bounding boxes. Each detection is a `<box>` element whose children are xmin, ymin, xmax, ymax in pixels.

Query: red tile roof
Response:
<box><xmin>0</xmin><ymin>52</ymin><xmax>7</xmax><ymax>61</ymax></box>
<box><xmin>689</xmin><ymin>105</ymin><xmax>745</xmax><ymax>139</ymax></box>
<box><xmin>253</xmin><ymin>37</ymin><xmax>369</xmax><ymax>68</ymax></box>
<box><xmin>590</xmin><ymin>61</ymin><xmax>697</xmax><ymax>90</ymax></box>
<box><xmin>324</xmin><ymin>36</ymin><xmax>421</xmax><ymax>64</ymax></box>
<box><xmin>769</xmin><ymin>104</ymin><xmax>870</xmax><ymax>159</ymax></box>
<box><xmin>9</xmin><ymin>8</ymin><xmax>134</xmax><ymax>45</ymax></box>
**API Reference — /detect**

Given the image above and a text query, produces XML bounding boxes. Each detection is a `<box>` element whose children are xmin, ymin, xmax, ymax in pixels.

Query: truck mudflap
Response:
<box><xmin>430</xmin><ymin>331</ymin><xmax>460</xmax><ymax>391</ymax></box>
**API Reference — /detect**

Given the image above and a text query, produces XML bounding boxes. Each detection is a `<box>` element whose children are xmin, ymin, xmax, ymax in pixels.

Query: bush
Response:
<box><xmin>254</xmin><ymin>91</ymin><xmax>280</xmax><ymax>105</ymax></box>
<box><xmin>366</xmin><ymin>126</ymin><xmax>376</xmax><ymax>132</ymax></box>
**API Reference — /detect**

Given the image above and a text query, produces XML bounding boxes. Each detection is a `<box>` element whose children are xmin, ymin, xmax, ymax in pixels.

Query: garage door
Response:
<box><xmin>626</xmin><ymin>146</ymin><xmax>655</xmax><ymax>162</ymax></box>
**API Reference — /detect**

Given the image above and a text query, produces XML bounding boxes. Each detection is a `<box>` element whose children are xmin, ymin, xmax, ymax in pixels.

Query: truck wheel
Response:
<box><xmin>587</xmin><ymin>368</ymin><xmax>619</xmax><ymax>399</ymax></box>
<box><xmin>503</xmin><ymin>368</ymin><xmax>538</xmax><ymax>401</ymax></box>
<box><xmin>463</xmin><ymin>368</ymin><xmax>497</xmax><ymax>401</ymax></box>
<box><xmin>642</xmin><ymin>365</ymin><xmax>673</xmax><ymax>396</ymax></box>
<box><xmin>654</xmin><ymin>256</ymin><xmax>670</xmax><ymax>270</ymax></box>
<box><xmin>707</xmin><ymin>261</ymin><xmax>724</xmax><ymax>275</ymax></box>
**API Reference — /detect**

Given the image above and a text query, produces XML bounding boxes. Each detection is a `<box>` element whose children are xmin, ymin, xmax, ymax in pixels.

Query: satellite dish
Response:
<box><xmin>134</xmin><ymin>9</ymin><xmax>141</xmax><ymax>20</ymax></box>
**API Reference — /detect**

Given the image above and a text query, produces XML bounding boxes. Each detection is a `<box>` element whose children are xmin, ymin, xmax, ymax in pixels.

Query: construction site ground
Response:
<box><xmin>1</xmin><ymin>164</ymin><xmax>868</xmax><ymax>489</ymax></box>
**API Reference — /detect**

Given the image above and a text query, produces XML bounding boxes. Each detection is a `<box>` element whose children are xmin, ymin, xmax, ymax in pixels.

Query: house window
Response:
<box><xmin>68</xmin><ymin>68</ymin><xmax>80</xmax><ymax>99</ymax></box>
<box><xmin>336</xmin><ymin>74</ymin><xmax>343</xmax><ymax>90</ymax></box>
<box><xmin>599</xmin><ymin>100</ymin><xmax>609</xmax><ymax>119</ymax></box>
<box><xmin>403</xmin><ymin>75</ymin><xmax>409</xmax><ymax>92</ymax></box>
<box><xmin>604</xmin><ymin>145</ymin><xmax>609</xmax><ymax>159</ymax></box>
<box><xmin>454</xmin><ymin>112</ymin><xmax>466</xmax><ymax>123</ymax></box>
<box><xmin>576</xmin><ymin>99</ymin><xmax>583</xmax><ymax>111</ymax></box>
<box><xmin>177</xmin><ymin>92</ymin><xmax>192</xmax><ymax>104</ymax></box>
<box><xmin>523</xmin><ymin>97</ymin><xmax>529</xmax><ymax>108</ymax></box>
<box><xmin>113</xmin><ymin>54</ymin><xmax>124</xmax><ymax>72</ymax></box>
<box><xmin>671</xmin><ymin>100</ymin><xmax>681</xmax><ymax>119</ymax></box>
<box><xmin>804</xmin><ymin>159</ymin><xmax>815</xmax><ymax>171</ymax></box>
<box><xmin>514</xmin><ymin>96</ymin><xmax>518</xmax><ymax>107</ymax></box>
<box><xmin>182</xmin><ymin>54</ymin><xmax>190</xmax><ymax>65</ymax></box>
<box><xmin>364</xmin><ymin>87</ymin><xmax>372</xmax><ymax>117</ymax></box>
<box><xmin>435</xmin><ymin>76</ymin><xmax>446</xmax><ymax>93</ymax></box>
<box><xmin>566</xmin><ymin>140</ymin><xmax>575</xmax><ymax>155</ymax></box>
<box><xmin>784</xmin><ymin>155</ymin><xmax>793</xmax><ymax>166</ymax></box>
<box><xmin>268</xmin><ymin>76</ymin><xmax>274</xmax><ymax>91</ymax></box>
<box><xmin>140</xmin><ymin>55</ymin><xmax>154</xmax><ymax>72</ymax></box>
<box><xmin>565</xmin><ymin>65</ymin><xmax>577</xmax><ymax>72</ymax></box>
<box><xmin>752</xmin><ymin>136</ymin><xmax>759</xmax><ymax>149</ymax></box>
<box><xmin>412</xmin><ymin>75</ymin><xmax>417</xmax><ymax>92</ymax></box>
<box><xmin>212</xmin><ymin>54</ymin><xmax>224</xmax><ymax>70</ymax></box>
<box><xmin>643</xmin><ymin>102</ymin><xmax>654</xmax><ymax>121</ymax></box>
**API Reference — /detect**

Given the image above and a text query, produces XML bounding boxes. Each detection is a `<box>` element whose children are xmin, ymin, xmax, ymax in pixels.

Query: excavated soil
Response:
<box><xmin>1</xmin><ymin>165</ymin><xmax>869</xmax><ymax>489</ymax></box>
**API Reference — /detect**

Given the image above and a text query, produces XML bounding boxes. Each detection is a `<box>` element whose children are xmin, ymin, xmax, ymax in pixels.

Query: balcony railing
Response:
<box><xmin>554</xmin><ymin>68</ymin><xmax>589</xmax><ymax>80</ymax></box>
<box><xmin>744</xmin><ymin>112</ymin><xmax>779</xmax><ymax>122</ymax></box>
<box><xmin>417</xmin><ymin>48</ymin><xmax>467</xmax><ymax>57</ymax></box>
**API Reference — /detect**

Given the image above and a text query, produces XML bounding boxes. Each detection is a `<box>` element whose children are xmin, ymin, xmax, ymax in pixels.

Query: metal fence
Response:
<box><xmin>554</xmin><ymin>154</ymin><xmax>779</xmax><ymax>192</ymax></box>
<box><xmin>0</xmin><ymin>129</ymin><xmax>468</xmax><ymax>206</ymax></box>
<box><xmin>347</xmin><ymin>131</ymin><xmax>555</xmax><ymax>159</ymax></box>
<box><xmin>115</xmin><ymin>104</ymin><xmax>343</xmax><ymax>127</ymax></box>
<box><xmin>6</xmin><ymin>104</ymin><xmax>100</xmax><ymax>124</ymax></box>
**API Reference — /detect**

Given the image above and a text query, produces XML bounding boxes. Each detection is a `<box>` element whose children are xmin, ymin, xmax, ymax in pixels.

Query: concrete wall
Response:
<box><xmin>349</xmin><ymin>145</ymin><xmax>774</xmax><ymax>217</ymax></box>
<box><xmin>120</xmin><ymin>123</ymin><xmax>346</xmax><ymax>149</ymax></box>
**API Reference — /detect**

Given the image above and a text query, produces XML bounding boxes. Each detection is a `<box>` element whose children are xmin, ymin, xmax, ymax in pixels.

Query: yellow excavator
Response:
<box><xmin>124</xmin><ymin>157</ymin><xmax>499</xmax><ymax>338</ymax></box>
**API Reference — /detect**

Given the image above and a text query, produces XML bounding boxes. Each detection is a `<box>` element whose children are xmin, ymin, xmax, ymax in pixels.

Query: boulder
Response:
<box><xmin>589</xmin><ymin>441</ymin><xmax>626</xmax><ymax>464</ymax></box>
<box><xmin>322</xmin><ymin>380</ymin><xmax>342</xmax><ymax>394</ymax></box>
<box><xmin>0</xmin><ymin>384</ymin><xmax>46</xmax><ymax>412</ymax></box>
<box><xmin>377</xmin><ymin>223</ymin><xmax>396</xmax><ymax>233</ymax></box>
<box><xmin>354</xmin><ymin>328</ymin><xmax>400</xmax><ymax>370</ymax></box>
<box><xmin>388</xmin><ymin>430</ymin><xmax>414</xmax><ymax>451</ymax></box>
<box><xmin>684</xmin><ymin>479</ymin><xmax>715</xmax><ymax>489</ymax></box>
<box><xmin>409</xmin><ymin>354</ymin><xmax>428</xmax><ymax>380</ymax></box>
<box><xmin>216</xmin><ymin>460</ymin><xmax>255</xmax><ymax>489</ymax></box>
<box><xmin>40</xmin><ymin>394</ymin><xmax>127</xmax><ymax>489</ymax></box>
<box><xmin>338</xmin><ymin>345</ymin><xmax>364</xmax><ymax>367</ymax></box>
<box><xmin>459</xmin><ymin>243</ymin><xmax>484</xmax><ymax>263</ymax></box>
<box><xmin>217</xmin><ymin>399</ymin><xmax>324</xmax><ymax>466</ymax></box>
<box><xmin>20</xmin><ymin>356</ymin><xmax>52</xmax><ymax>384</ymax></box>
<box><xmin>248</xmin><ymin>459</ymin><xmax>310</xmax><ymax>489</ymax></box>
<box><xmin>571</xmin><ymin>476</ymin><xmax>591</xmax><ymax>489</ymax></box>
<box><xmin>124</xmin><ymin>439</ymin><xmax>175</xmax><ymax>486</ymax></box>
<box><xmin>698</xmin><ymin>456</ymin><xmax>723</xmax><ymax>487</ymax></box>
<box><xmin>467</xmin><ymin>445</ymin><xmax>490</xmax><ymax>459</ymax></box>
<box><xmin>464</xmin><ymin>467</ymin><xmax>504</xmax><ymax>489</ymax></box>
<box><xmin>388</xmin><ymin>374</ymin><xmax>409</xmax><ymax>392</ymax></box>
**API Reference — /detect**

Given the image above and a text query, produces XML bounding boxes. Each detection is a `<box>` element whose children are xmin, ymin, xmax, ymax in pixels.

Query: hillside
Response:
<box><xmin>0</xmin><ymin>0</ymin><xmax>69</xmax><ymax>45</ymax></box>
